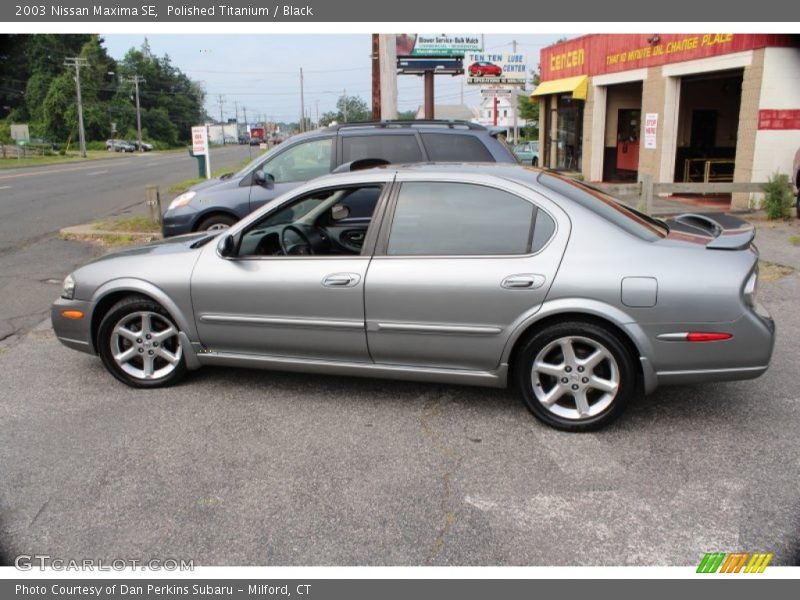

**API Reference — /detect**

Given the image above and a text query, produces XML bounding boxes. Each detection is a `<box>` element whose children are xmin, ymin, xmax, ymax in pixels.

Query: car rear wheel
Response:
<box><xmin>532</xmin><ymin>157</ymin><xmax>538</xmax><ymax>167</ymax></box>
<box><xmin>98</xmin><ymin>296</ymin><xmax>187</xmax><ymax>388</ymax></box>
<box><xmin>513</xmin><ymin>321</ymin><xmax>636</xmax><ymax>431</ymax></box>
<box><xmin>196</xmin><ymin>214</ymin><xmax>237</xmax><ymax>232</ymax></box>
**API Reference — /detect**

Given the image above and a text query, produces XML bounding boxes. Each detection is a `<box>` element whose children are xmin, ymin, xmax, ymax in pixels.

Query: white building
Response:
<box><xmin>475</xmin><ymin>89</ymin><xmax>531</xmax><ymax>142</ymax></box>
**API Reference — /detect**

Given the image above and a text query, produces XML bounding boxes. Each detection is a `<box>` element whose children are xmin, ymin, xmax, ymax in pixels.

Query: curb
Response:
<box><xmin>59</xmin><ymin>223</ymin><xmax>162</xmax><ymax>244</ymax></box>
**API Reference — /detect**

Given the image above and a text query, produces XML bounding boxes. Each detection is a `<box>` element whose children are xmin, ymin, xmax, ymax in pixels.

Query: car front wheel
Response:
<box><xmin>196</xmin><ymin>214</ymin><xmax>237</xmax><ymax>232</ymax></box>
<box><xmin>97</xmin><ymin>296</ymin><xmax>187</xmax><ymax>388</ymax></box>
<box><xmin>514</xmin><ymin>321</ymin><xmax>636</xmax><ymax>431</ymax></box>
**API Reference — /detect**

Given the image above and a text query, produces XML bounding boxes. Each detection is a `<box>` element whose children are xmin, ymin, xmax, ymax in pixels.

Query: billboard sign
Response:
<box><xmin>396</xmin><ymin>34</ymin><xmax>482</xmax><ymax>57</ymax></box>
<box><xmin>465</xmin><ymin>53</ymin><xmax>528</xmax><ymax>85</ymax></box>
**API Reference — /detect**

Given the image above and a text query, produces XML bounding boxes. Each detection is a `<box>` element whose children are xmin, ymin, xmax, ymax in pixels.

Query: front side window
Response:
<box><xmin>238</xmin><ymin>185</ymin><xmax>383</xmax><ymax>257</ymax></box>
<box><xmin>261</xmin><ymin>137</ymin><xmax>333</xmax><ymax>184</ymax></box>
<box><xmin>342</xmin><ymin>134</ymin><xmax>423</xmax><ymax>164</ymax></box>
<box><xmin>386</xmin><ymin>182</ymin><xmax>538</xmax><ymax>256</ymax></box>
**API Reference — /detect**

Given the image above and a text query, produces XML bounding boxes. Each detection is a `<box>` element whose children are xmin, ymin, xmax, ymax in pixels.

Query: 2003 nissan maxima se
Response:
<box><xmin>52</xmin><ymin>164</ymin><xmax>775</xmax><ymax>431</ymax></box>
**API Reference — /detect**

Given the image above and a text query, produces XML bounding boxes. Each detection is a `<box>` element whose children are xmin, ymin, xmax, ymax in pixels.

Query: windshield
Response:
<box><xmin>537</xmin><ymin>172</ymin><xmax>668</xmax><ymax>241</ymax></box>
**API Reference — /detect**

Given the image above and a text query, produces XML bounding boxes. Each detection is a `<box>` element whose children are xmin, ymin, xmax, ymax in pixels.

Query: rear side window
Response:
<box><xmin>537</xmin><ymin>173</ymin><xmax>666</xmax><ymax>241</ymax></box>
<box><xmin>341</xmin><ymin>134</ymin><xmax>423</xmax><ymax>164</ymax></box>
<box><xmin>387</xmin><ymin>182</ymin><xmax>539</xmax><ymax>256</ymax></box>
<box><xmin>420</xmin><ymin>133</ymin><xmax>494</xmax><ymax>162</ymax></box>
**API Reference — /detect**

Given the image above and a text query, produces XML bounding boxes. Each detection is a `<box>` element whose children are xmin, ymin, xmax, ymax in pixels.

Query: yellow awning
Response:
<box><xmin>531</xmin><ymin>75</ymin><xmax>589</xmax><ymax>101</ymax></box>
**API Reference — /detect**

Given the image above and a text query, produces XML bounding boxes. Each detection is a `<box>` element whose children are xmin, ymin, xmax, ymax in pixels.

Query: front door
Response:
<box><xmin>248</xmin><ymin>136</ymin><xmax>335</xmax><ymax>212</ymax></box>
<box><xmin>192</xmin><ymin>182</ymin><xmax>388</xmax><ymax>361</ymax></box>
<box><xmin>364</xmin><ymin>178</ymin><xmax>568</xmax><ymax>372</ymax></box>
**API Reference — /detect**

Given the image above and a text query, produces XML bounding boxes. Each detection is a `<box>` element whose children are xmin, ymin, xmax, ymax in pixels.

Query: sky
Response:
<box><xmin>100</xmin><ymin>33</ymin><xmax>568</xmax><ymax>123</ymax></box>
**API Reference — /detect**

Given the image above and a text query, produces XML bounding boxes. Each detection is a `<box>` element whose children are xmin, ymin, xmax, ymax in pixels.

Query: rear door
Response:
<box><xmin>364</xmin><ymin>174</ymin><xmax>569</xmax><ymax>372</ymax></box>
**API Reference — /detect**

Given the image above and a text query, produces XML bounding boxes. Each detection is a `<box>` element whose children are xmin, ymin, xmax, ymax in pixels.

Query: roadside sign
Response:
<box><xmin>481</xmin><ymin>87</ymin><xmax>513</xmax><ymax>98</ymax></box>
<box><xmin>10</xmin><ymin>124</ymin><xmax>30</xmax><ymax>143</ymax></box>
<box><xmin>396</xmin><ymin>34</ymin><xmax>482</xmax><ymax>57</ymax></box>
<box><xmin>192</xmin><ymin>125</ymin><xmax>211</xmax><ymax>180</ymax></box>
<box><xmin>191</xmin><ymin>125</ymin><xmax>209</xmax><ymax>155</ymax></box>
<box><xmin>465</xmin><ymin>53</ymin><xmax>529</xmax><ymax>85</ymax></box>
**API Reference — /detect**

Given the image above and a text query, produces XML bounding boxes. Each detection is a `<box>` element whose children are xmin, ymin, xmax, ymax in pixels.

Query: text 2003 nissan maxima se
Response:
<box><xmin>52</xmin><ymin>164</ymin><xmax>774</xmax><ymax>431</ymax></box>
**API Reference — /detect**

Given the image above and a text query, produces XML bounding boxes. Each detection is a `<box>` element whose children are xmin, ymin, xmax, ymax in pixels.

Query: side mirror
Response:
<box><xmin>218</xmin><ymin>234</ymin><xmax>237</xmax><ymax>257</ymax></box>
<box><xmin>254</xmin><ymin>169</ymin><xmax>275</xmax><ymax>189</ymax></box>
<box><xmin>331</xmin><ymin>203</ymin><xmax>350</xmax><ymax>221</ymax></box>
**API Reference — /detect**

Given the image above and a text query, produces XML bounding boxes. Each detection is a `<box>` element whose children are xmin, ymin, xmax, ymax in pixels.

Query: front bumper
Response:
<box><xmin>161</xmin><ymin>209</ymin><xmax>197</xmax><ymax>238</ymax></box>
<box><xmin>51</xmin><ymin>298</ymin><xmax>96</xmax><ymax>355</ymax></box>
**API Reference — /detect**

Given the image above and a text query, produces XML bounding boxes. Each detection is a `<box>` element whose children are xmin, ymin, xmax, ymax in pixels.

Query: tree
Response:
<box><xmin>318</xmin><ymin>94</ymin><xmax>371</xmax><ymax>126</ymax></box>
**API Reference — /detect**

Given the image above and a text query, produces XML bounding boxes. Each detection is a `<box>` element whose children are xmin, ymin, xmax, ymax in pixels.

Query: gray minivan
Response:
<box><xmin>162</xmin><ymin>120</ymin><xmax>518</xmax><ymax>237</ymax></box>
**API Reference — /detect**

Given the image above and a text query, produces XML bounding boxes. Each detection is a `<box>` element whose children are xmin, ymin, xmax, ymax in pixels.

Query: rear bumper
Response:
<box><xmin>51</xmin><ymin>298</ymin><xmax>96</xmax><ymax>355</ymax></box>
<box><xmin>646</xmin><ymin>304</ymin><xmax>775</xmax><ymax>389</ymax></box>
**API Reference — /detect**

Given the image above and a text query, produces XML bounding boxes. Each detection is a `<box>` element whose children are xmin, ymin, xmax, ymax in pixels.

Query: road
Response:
<box><xmin>0</xmin><ymin>224</ymin><xmax>798</xmax><ymax>566</ymax></box>
<box><xmin>0</xmin><ymin>145</ymin><xmax>254</xmax><ymax>342</ymax></box>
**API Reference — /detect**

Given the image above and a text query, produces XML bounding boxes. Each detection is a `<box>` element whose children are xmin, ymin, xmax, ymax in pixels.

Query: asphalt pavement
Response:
<box><xmin>0</xmin><ymin>232</ymin><xmax>798</xmax><ymax>566</ymax></box>
<box><xmin>0</xmin><ymin>145</ymin><xmax>254</xmax><ymax>343</ymax></box>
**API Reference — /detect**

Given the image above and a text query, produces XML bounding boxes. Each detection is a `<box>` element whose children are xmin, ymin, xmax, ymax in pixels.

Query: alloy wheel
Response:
<box><xmin>110</xmin><ymin>311</ymin><xmax>182</xmax><ymax>380</ymax></box>
<box><xmin>530</xmin><ymin>335</ymin><xmax>620</xmax><ymax>420</ymax></box>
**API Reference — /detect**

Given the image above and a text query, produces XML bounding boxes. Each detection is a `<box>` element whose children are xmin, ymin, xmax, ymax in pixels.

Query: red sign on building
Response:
<box><xmin>540</xmin><ymin>34</ymin><xmax>797</xmax><ymax>81</ymax></box>
<box><xmin>758</xmin><ymin>109</ymin><xmax>800</xmax><ymax>130</ymax></box>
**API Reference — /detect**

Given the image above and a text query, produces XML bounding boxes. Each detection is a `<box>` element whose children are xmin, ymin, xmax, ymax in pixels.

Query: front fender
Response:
<box><xmin>89</xmin><ymin>278</ymin><xmax>201</xmax><ymax>370</ymax></box>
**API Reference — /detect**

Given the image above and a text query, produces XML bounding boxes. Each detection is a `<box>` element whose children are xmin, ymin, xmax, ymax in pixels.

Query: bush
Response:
<box><xmin>762</xmin><ymin>171</ymin><xmax>794</xmax><ymax>220</ymax></box>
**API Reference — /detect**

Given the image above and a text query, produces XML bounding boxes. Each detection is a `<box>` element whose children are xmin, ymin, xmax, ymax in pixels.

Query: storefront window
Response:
<box><xmin>556</xmin><ymin>94</ymin><xmax>584</xmax><ymax>172</ymax></box>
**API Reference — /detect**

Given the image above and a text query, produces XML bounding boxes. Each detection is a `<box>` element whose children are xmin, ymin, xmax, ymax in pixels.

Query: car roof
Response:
<box><xmin>320</xmin><ymin>120</ymin><xmax>488</xmax><ymax>134</ymax></box>
<box><xmin>311</xmin><ymin>161</ymin><xmax>545</xmax><ymax>188</ymax></box>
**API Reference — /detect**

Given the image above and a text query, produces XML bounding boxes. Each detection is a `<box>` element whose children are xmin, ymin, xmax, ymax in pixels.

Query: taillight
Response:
<box><xmin>743</xmin><ymin>269</ymin><xmax>758</xmax><ymax>307</ymax></box>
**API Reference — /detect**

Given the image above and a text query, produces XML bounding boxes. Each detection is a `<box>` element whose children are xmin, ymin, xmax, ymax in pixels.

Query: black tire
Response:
<box><xmin>532</xmin><ymin>157</ymin><xmax>538</xmax><ymax>167</ymax></box>
<box><xmin>196</xmin><ymin>214</ymin><xmax>237</xmax><ymax>232</ymax></box>
<box><xmin>513</xmin><ymin>321</ymin><xmax>636</xmax><ymax>431</ymax></box>
<box><xmin>97</xmin><ymin>295</ymin><xmax>187</xmax><ymax>389</ymax></box>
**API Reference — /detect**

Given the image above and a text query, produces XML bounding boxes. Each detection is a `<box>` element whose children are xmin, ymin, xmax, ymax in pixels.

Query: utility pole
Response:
<box><xmin>315</xmin><ymin>99</ymin><xmax>319</xmax><ymax>128</ymax></box>
<box><xmin>378</xmin><ymin>34</ymin><xmax>398</xmax><ymax>120</ymax></box>
<box><xmin>242</xmin><ymin>105</ymin><xmax>247</xmax><ymax>125</ymax></box>
<box><xmin>127</xmin><ymin>75</ymin><xmax>146</xmax><ymax>152</ymax></box>
<box><xmin>64</xmin><ymin>57</ymin><xmax>88</xmax><ymax>158</ymax></box>
<box><xmin>512</xmin><ymin>39</ymin><xmax>519</xmax><ymax>144</ymax></box>
<box><xmin>371</xmin><ymin>33</ymin><xmax>381</xmax><ymax>120</ymax></box>
<box><xmin>343</xmin><ymin>88</ymin><xmax>347</xmax><ymax>122</ymax></box>
<box><xmin>217</xmin><ymin>94</ymin><xmax>225</xmax><ymax>124</ymax></box>
<box><xmin>299</xmin><ymin>68</ymin><xmax>305</xmax><ymax>132</ymax></box>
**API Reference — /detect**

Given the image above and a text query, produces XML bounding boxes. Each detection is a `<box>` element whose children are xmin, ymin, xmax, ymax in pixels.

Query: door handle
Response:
<box><xmin>501</xmin><ymin>274</ymin><xmax>545</xmax><ymax>289</ymax></box>
<box><xmin>322</xmin><ymin>272</ymin><xmax>361</xmax><ymax>287</ymax></box>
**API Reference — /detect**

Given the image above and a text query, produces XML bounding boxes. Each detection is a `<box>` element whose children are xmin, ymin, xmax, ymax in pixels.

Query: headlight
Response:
<box><xmin>61</xmin><ymin>274</ymin><xmax>76</xmax><ymax>299</ymax></box>
<box><xmin>167</xmin><ymin>191</ymin><xmax>196</xmax><ymax>211</ymax></box>
<box><xmin>744</xmin><ymin>269</ymin><xmax>758</xmax><ymax>307</ymax></box>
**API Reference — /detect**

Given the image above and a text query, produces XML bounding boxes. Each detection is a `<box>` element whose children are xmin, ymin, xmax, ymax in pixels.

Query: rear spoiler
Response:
<box><xmin>671</xmin><ymin>213</ymin><xmax>755</xmax><ymax>250</ymax></box>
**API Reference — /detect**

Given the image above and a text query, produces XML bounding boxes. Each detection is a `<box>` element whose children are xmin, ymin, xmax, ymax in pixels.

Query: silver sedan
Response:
<box><xmin>52</xmin><ymin>164</ymin><xmax>775</xmax><ymax>431</ymax></box>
